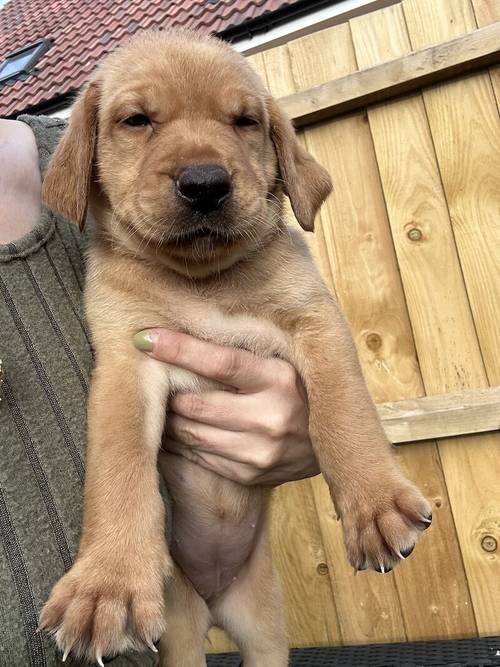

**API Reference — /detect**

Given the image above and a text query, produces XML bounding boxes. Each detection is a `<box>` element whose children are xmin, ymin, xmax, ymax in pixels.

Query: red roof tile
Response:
<box><xmin>0</xmin><ymin>0</ymin><xmax>302</xmax><ymax>117</ymax></box>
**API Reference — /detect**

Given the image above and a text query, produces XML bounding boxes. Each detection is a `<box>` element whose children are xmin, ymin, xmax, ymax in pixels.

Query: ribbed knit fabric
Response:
<box><xmin>0</xmin><ymin>116</ymin><xmax>158</xmax><ymax>667</ymax></box>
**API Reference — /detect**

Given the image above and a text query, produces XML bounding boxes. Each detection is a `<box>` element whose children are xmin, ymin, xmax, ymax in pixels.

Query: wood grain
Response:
<box><xmin>471</xmin><ymin>0</ymin><xmax>500</xmax><ymax>23</ymax></box>
<box><xmin>471</xmin><ymin>2</ymin><xmax>500</xmax><ymax>132</ymax></box>
<box><xmin>279</xmin><ymin>21</ymin><xmax>500</xmax><ymax>127</ymax></box>
<box><xmin>270</xmin><ymin>481</ymin><xmax>342</xmax><ymax>647</ymax></box>
<box><xmin>379</xmin><ymin>386</ymin><xmax>500</xmax><ymax>444</ymax></box>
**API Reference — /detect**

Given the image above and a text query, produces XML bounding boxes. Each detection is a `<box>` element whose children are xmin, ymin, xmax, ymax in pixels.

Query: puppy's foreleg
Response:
<box><xmin>40</xmin><ymin>353</ymin><xmax>172</xmax><ymax>662</ymax></box>
<box><xmin>289</xmin><ymin>298</ymin><xmax>432</xmax><ymax>573</ymax></box>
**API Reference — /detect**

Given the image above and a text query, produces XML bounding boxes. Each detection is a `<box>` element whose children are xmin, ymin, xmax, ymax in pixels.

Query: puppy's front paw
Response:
<box><xmin>339</xmin><ymin>473</ymin><xmax>432</xmax><ymax>574</ymax></box>
<box><xmin>39</xmin><ymin>552</ymin><xmax>172</xmax><ymax>663</ymax></box>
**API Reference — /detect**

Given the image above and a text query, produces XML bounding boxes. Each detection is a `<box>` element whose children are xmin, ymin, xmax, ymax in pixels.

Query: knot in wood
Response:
<box><xmin>366</xmin><ymin>333</ymin><xmax>382</xmax><ymax>351</ymax></box>
<box><xmin>481</xmin><ymin>535</ymin><xmax>497</xmax><ymax>553</ymax></box>
<box><xmin>407</xmin><ymin>227</ymin><xmax>423</xmax><ymax>241</ymax></box>
<box><xmin>316</xmin><ymin>562</ymin><xmax>329</xmax><ymax>576</ymax></box>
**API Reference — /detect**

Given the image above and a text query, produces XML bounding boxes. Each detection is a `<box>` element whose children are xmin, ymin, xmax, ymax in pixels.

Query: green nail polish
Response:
<box><xmin>133</xmin><ymin>330</ymin><xmax>155</xmax><ymax>352</ymax></box>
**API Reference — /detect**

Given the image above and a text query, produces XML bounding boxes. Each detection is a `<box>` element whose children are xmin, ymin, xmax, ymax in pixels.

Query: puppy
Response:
<box><xmin>39</xmin><ymin>30</ymin><xmax>432</xmax><ymax>666</ymax></box>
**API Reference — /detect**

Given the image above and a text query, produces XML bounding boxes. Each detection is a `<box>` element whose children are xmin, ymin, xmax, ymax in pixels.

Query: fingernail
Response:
<box><xmin>133</xmin><ymin>329</ymin><xmax>156</xmax><ymax>352</ymax></box>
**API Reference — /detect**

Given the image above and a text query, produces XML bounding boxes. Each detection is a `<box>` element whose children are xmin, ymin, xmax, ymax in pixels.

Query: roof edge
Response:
<box><xmin>219</xmin><ymin>0</ymin><xmax>337</xmax><ymax>41</ymax></box>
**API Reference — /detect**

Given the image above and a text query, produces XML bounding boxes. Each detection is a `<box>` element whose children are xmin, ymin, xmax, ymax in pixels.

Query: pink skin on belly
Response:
<box><xmin>160</xmin><ymin>451</ymin><xmax>268</xmax><ymax>602</ymax></box>
<box><xmin>170</xmin><ymin>502</ymin><xmax>266</xmax><ymax>601</ymax></box>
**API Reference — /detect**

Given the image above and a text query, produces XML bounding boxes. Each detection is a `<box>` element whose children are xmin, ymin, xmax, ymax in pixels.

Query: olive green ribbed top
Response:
<box><xmin>0</xmin><ymin>116</ymin><xmax>157</xmax><ymax>667</ymax></box>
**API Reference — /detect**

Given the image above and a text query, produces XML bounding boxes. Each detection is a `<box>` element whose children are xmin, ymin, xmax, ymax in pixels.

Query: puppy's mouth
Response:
<box><xmin>169</xmin><ymin>224</ymin><xmax>236</xmax><ymax>247</ymax></box>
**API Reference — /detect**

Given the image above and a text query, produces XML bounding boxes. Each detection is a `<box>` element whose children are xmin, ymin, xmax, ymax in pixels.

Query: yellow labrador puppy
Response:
<box><xmin>40</xmin><ymin>29</ymin><xmax>431</xmax><ymax>667</ymax></box>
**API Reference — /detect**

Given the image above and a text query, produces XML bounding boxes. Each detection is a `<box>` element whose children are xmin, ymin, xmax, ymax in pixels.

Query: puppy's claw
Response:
<box><xmin>395</xmin><ymin>550</ymin><xmax>405</xmax><ymax>560</ymax></box>
<box><xmin>147</xmin><ymin>639</ymin><xmax>159</xmax><ymax>653</ymax></box>
<box><xmin>62</xmin><ymin>649</ymin><xmax>69</xmax><ymax>663</ymax></box>
<box><xmin>96</xmin><ymin>653</ymin><xmax>104</xmax><ymax>667</ymax></box>
<box><xmin>376</xmin><ymin>562</ymin><xmax>393</xmax><ymax>574</ymax></box>
<box><xmin>400</xmin><ymin>544</ymin><xmax>415</xmax><ymax>559</ymax></box>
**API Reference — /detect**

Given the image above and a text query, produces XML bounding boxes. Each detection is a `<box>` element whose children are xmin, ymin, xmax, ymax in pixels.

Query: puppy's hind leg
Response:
<box><xmin>158</xmin><ymin>566</ymin><xmax>211</xmax><ymax>667</ymax></box>
<box><xmin>210</xmin><ymin>531</ymin><xmax>288</xmax><ymax>667</ymax></box>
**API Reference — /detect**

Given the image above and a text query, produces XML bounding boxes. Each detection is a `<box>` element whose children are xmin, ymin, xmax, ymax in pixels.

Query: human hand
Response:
<box><xmin>134</xmin><ymin>329</ymin><xmax>319</xmax><ymax>485</ymax></box>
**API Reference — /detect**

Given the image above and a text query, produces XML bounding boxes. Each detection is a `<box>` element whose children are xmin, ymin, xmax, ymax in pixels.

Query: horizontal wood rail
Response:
<box><xmin>280</xmin><ymin>21</ymin><xmax>500</xmax><ymax>126</ymax></box>
<box><xmin>378</xmin><ymin>386</ymin><xmax>500</xmax><ymax>444</ymax></box>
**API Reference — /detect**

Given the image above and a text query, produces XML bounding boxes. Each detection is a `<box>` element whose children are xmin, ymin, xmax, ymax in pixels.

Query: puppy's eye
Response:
<box><xmin>234</xmin><ymin>115</ymin><xmax>259</xmax><ymax>128</ymax></box>
<box><xmin>123</xmin><ymin>114</ymin><xmax>150</xmax><ymax>127</ymax></box>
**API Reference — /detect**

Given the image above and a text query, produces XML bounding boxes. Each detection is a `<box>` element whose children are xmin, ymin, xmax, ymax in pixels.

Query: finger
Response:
<box><xmin>160</xmin><ymin>441</ymin><xmax>260</xmax><ymax>486</ymax></box>
<box><xmin>169</xmin><ymin>391</ymin><xmax>260</xmax><ymax>432</ymax></box>
<box><xmin>134</xmin><ymin>329</ymin><xmax>279</xmax><ymax>392</ymax></box>
<box><xmin>163</xmin><ymin>416</ymin><xmax>268</xmax><ymax>465</ymax></box>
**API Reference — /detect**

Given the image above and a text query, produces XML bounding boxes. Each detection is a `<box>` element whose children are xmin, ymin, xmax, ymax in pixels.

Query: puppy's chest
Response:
<box><xmin>153</xmin><ymin>297</ymin><xmax>291</xmax><ymax>393</ymax></box>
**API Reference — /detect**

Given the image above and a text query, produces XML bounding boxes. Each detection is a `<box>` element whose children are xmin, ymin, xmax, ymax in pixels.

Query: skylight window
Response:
<box><xmin>0</xmin><ymin>40</ymin><xmax>50</xmax><ymax>83</ymax></box>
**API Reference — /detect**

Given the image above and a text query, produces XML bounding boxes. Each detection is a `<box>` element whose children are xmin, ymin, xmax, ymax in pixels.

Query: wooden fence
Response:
<box><xmin>208</xmin><ymin>0</ymin><xmax>500</xmax><ymax>651</ymax></box>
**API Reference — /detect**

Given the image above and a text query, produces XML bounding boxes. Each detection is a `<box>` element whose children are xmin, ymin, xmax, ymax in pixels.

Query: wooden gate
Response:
<box><xmin>209</xmin><ymin>0</ymin><xmax>500</xmax><ymax>650</ymax></box>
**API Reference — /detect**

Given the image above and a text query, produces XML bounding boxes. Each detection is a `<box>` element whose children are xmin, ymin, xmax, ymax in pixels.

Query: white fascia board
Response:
<box><xmin>233</xmin><ymin>0</ymin><xmax>398</xmax><ymax>55</ymax></box>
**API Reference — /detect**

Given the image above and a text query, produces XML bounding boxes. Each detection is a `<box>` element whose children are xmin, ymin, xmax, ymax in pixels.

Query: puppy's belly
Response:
<box><xmin>159</xmin><ymin>452</ymin><xmax>268</xmax><ymax>602</ymax></box>
<box><xmin>142</xmin><ymin>315</ymin><xmax>287</xmax><ymax>601</ymax></box>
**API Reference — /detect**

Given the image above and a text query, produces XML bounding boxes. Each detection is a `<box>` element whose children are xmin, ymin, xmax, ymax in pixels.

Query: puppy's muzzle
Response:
<box><xmin>176</xmin><ymin>164</ymin><xmax>232</xmax><ymax>214</ymax></box>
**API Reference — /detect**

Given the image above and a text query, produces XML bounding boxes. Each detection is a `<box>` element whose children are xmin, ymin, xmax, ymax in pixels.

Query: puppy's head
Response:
<box><xmin>43</xmin><ymin>30</ymin><xmax>331</xmax><ymax>276</ymax></box>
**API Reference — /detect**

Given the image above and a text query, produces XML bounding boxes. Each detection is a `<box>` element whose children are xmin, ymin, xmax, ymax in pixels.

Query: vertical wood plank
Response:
<box><xmin>471</xmin><ymin>0</ymin><xmax>500</xmax><ymax>24</ymax></box>
<box><xmin>271</xmin><ymin>481</ymin><xmax>342</xmax><ymax>647</ymax></box>
<box><xmin>471</xmin><ymin>1</ymin><xmax>500</xmax><ymax>110</ymax></box>
<box><xmin>471</xmin><ymin>0</ymin><xmax>500</xmax><ymax>22</ymax></box>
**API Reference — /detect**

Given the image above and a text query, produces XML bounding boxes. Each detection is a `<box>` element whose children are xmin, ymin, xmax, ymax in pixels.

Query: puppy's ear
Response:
<box><xmin>268</xmin><ymin>97</ymin><xmax>332</xmax><ymax>232</ymax></box>
<box><xmin>42</xmin><ymin>81</ymin><xmax>99</xmax><ymax>229</ymax></box>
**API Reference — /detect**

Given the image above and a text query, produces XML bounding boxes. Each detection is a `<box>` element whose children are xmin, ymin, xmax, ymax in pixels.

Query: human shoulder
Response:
<box><xmin>17</xmin><ymin>114</ymin><xmax>67</xmax><ymax>175</ymax></box>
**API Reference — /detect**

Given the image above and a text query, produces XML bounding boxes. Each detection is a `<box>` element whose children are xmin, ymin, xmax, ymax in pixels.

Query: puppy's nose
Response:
<box><xmin>176</xmin><ymin>164</ymin><xmax>232</xmax><ymax>213</ymax></box>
